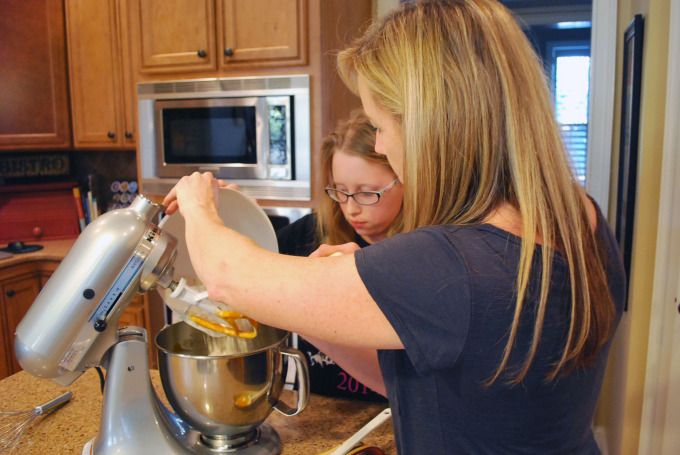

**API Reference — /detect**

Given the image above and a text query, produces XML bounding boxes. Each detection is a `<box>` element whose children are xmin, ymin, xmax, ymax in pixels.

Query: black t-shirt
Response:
<box><xmin>276</xmin><ymin>213</ymin><xmax>385</xmax><ymax>402</ymax></box>
<box><xmin>276</xmin><ymin>213</ymin><xmax>369</xmax><ymax>256</ymax></box>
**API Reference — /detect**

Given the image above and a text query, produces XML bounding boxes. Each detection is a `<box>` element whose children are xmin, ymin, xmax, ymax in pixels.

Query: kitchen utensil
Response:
<box><xmin>0</xmin><ymin>391</ymin><xmax>72</xmax><ymax>451</ymax></box>
<box><xmin>156</xmin><ymin>321</ymin><xmax>309</xmax><ymax>450</ymax></box>
<box><xmin>320</xmin><ymin>408</ymin><xmax>392</xmax><ymax>455</ymax></box>
<box><xmin>328</xmin><ymin>446</ymin><xmax>384</xmax><ymax>455</ymax></box>
<box><xmin>161</xmin><ymin>276</ymin><xmax>258</xmax><ymax>338</ymax></box>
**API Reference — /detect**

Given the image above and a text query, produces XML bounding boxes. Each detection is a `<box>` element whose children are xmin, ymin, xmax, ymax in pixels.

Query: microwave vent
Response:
<box><xmin>267</xmin><ymin>77</ymin><xmax>296</xmax><ymax>90</ymax></box>
<box><xmin>242</xmin><ymin>79</ymin><xmax>267</xmax><ymax>91</ymax></box>
<box><xmin>220</xmin><ymin>79</ymin><xmax>245</xmax><ymax>91</ymax></box>
<box><xmin>138</xmin><ymin>75</ymin><xmax>308</xmax><ymax>96</ymax></box>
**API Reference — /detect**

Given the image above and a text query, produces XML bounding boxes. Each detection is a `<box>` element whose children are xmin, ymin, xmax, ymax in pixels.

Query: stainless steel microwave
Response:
<box><xmin>137</xmin><ymin>75</ymin><xmax>311</xmax><ymax>201</ymax></box>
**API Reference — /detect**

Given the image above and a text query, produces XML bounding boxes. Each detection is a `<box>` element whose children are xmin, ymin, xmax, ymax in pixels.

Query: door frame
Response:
<box><xmin>587</xmin><ymin>0</ymin><xmax>618</xmax><ymax>216</ymax></box>
<box><xmin>638</xmin><ymin>0</ymin><xmax>680</xmax><ymax>452</ymax></box>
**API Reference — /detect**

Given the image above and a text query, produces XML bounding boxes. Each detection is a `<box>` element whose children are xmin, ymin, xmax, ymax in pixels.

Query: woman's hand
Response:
<box><xmin>310</xmin><ymin>242</ymin><xmax>361</xmax><ymax>258</ymax></box>
<box><xmin>162</xmin><ymin>172</ymin><xmax>220</xmax><ymax>217</ymax></box>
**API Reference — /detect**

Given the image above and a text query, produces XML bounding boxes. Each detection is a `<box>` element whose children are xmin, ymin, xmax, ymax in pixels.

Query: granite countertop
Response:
<box><xmin>0</xmin><ymin>368</ymin><xmax>396</xmax><ymax>455</ymax></box>
<box><xmin>0</xmin><ymin>244</ymin><xmax>396</xmax><ymax>454</ymax></box>
<box><xmin>0</xmin><ymin>239</ymin><xmax>75</xmax><ymax>269</ymax></box>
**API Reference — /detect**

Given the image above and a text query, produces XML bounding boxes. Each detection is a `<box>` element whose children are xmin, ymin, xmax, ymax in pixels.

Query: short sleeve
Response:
<box><xmin>355</xmin><ymin>227</ymin><xmax>471</xmax><ymax>375</ymax></box>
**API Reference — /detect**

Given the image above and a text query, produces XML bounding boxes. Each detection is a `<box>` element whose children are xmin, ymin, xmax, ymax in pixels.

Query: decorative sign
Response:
<box><xmin>0</xmin><ymin>153</ymin><xmax>70</xmax><ymax>178</ymax></box>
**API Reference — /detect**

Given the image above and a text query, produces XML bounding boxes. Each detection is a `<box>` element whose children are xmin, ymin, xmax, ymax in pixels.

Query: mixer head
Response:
<box><xmin>14</xmin><ymin>189</ymin><xmax>279</xmax><ymax>386</ymax></box>
<box><xmin>14</xmin><ymin>195</ymin><xmax>178</xmax><ymax>386</ymax></box>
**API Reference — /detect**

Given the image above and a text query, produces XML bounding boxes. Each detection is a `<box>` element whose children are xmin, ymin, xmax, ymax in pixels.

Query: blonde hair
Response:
<box><xmin>338</xmin><ymin>0</ymin><xmax>615</xmax><ymax>384</ymax></box>
<box><xmin>316</xmin><ymin>109</ymin><xmax>403</xmax><ymax>245</ymax></box>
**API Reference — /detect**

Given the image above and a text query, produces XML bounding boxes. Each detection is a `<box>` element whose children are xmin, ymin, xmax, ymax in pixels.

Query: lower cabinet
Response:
<box><xmin>0</xmin><ymin>261</ymin><xmax>56</xmax><ymax>379</ymax></box>
<box><xmin>0</xmin><ymin>261</ymin><xmax>159</xmax><ymax>380</ymax></box>
<box><xmin>118</xmin><ymin>293</ymin><xmax>162</xmax><ymax>369</ymax></box>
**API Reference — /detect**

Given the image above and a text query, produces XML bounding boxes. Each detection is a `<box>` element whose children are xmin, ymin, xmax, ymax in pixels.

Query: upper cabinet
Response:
<box><xmin>0</xmin><ymin>0</ymin><xmax>71</xmax><ymax>150</ymax></box>
<box><xmin>65</xmin><ymin>0</ymin><xmax>136</xmax><ymax>149</ymax></box>
<box><xmin>128</xmin><ymin>0</ymin><xmax>307</xmax><ymax>75</ymax></box>
<box><xmin>129</xmin><ymin>0</ymin><xmax>217</xmax><ymax>74</ymax></box>
<box><xmin>217</xmin><ymin>0</ymin><xmax>307</xmax><ymax>68</ymax></box>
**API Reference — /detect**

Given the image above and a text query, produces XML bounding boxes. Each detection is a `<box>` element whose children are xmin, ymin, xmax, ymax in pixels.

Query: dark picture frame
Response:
<box><xmin>615</xmin><ymin>14</ymin><xmax>644</xmax><ymax>310</ymax></box>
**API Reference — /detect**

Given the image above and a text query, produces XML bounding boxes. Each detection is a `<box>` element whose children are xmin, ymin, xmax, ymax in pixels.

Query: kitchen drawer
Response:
<box><xmin>0</xmin><ymin>182</ymin><xmax>80</xmax><ymax>243</ymax></box>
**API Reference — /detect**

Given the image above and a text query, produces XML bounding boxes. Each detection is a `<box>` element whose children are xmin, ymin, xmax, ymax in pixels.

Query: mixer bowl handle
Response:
<box><xmin>273</xmin><ymin>346</ymin><xmax>309</xmax><ymax>416</ymax></box>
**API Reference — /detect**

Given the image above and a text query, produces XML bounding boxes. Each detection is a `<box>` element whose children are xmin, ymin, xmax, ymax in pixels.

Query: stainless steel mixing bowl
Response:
<box><xmin>156</xmin><ymin>322</ymin><xmax>309</xmax><ymax>448</ymax></box>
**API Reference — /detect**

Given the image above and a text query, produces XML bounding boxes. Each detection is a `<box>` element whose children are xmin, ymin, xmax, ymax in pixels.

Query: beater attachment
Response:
<box><xmin>163</xmin><ymin>277</ymin><xmax>259</xmax><ymax>338</ymax></box>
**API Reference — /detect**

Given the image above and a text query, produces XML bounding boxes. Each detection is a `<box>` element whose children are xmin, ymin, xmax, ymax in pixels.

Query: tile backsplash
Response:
<box><xmin>0</xmin><ymin>150</ymin><xmax>138</xmax><ymax>214</ymax></box>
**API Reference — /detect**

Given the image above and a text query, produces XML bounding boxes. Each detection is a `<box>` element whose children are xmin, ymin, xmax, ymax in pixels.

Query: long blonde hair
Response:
<box><xmin>338</xmin><ymin>0</ymin><xmax>615</xmax><ymax>384</ymax></box>
<box><xmin>316</xmin><ymin>109</ymin><xmax>403</xmax><ymax>245</ymax></box>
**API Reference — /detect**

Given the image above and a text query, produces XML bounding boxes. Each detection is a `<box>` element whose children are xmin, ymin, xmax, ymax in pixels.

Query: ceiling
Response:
<box><xmin>499</xmin><ymin>0</ymin><xmax>590</xmax><ymax>7</ymax></box>
<box><xmin>500</xmin><ymin>0</ymin><xmax>592</xmax><ymax>26</ymax></box>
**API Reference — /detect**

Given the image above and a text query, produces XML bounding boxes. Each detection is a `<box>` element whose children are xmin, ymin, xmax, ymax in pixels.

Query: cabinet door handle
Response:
<box><xmin>107</xmin><ymin>131</ymin><xmax>115</xmax><ymax>139</ymax></box>
<box><xmin>6</xmin><ymin>290</ymin><xmax>15</xmax><ymax>297</ymax></box>
<box><xmin>197</xmin><ymin>49</ymin><xmax>207</xmax><ymax>58</ymax></box>
<box><xmin>125</xmin><ymin>131</ymin><xmax>133</xmax><ymax>139</ymax></box>
<box><xmin>224</xmin><ymin>47</ymin><xmax>233</xmax><ymax>57</ymax></box>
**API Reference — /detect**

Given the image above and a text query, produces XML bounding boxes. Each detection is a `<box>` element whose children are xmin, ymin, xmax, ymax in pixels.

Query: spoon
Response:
<box><xmin>321</xmin><ymin>408</ymin><xmax>392</xmax><ymax>455</ymax></box>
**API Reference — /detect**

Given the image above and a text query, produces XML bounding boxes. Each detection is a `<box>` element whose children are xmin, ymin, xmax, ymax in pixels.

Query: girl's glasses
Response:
<box><xmin>324</xmin><ymin>178</ymin><xmax>399</xmax><ymax>206</ymax></box>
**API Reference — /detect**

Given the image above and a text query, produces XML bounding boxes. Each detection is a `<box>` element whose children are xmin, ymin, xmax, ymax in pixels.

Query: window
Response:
<box><xmin>526</xmin><ymin>25</ymin><xmax>592</xmax><ymax>185</ymax></box>
<box><xmin>552</xmin><ymin>43</ymin><xmax>591</xmax><ymax>184</ymax></box>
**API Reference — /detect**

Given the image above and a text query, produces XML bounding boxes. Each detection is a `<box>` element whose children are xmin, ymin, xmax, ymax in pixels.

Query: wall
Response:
<box><xmin>597</xmin><ymin>0</ymin><xmax>670</xmax><ymax>453</ymax></box>
<box><xmin>374</xmin><ymin>0</ymin><xmax>400</xmax><ymax>18</ymax></box>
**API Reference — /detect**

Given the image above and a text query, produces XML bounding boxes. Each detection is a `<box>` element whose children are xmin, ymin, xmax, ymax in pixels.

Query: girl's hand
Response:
<box><xmin>309</xmin><ymin>242</ymin><xmax>361</xmax><ymax>258</ymax></box>
<box><xmin>218</xmin><ymin>180</ymin><xmax>243</xmax><ymax>192</ymax></box>
<box><xmin>163</xmin><ymin>172</ymin><xmax>220</xmax><ymax>217</ymax></box>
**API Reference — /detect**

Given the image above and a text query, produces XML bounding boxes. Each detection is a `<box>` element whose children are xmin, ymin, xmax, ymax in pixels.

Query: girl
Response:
<box><xmin>277</xmin><ymin>109</ymin><xmax>401</xmax><ymax>403</ymax></box>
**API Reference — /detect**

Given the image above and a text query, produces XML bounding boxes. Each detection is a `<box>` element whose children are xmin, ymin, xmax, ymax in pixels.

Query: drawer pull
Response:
<box><xmin>6</xmin><ymin>290</ymin><xmax>15</xmax><ymax>297</ymax></box>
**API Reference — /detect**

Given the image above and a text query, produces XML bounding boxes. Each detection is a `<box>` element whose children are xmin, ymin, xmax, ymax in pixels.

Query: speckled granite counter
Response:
<box><xmin>0</xmin><ymin>239</ymin><xmax>75</xmax><ymax>269</ymax></box>
<box><xmin>0</xmin><ymin>369</ymin><xmax>396</xmax><ymax>454</ymax></box>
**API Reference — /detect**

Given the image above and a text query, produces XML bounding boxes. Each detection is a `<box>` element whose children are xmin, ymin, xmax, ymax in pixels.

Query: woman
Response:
<box><xmin>277</xmin><ymin>109</ymin><xmax>401</xmax><ymax>402</ymax></box>
<box><xmin>163</xmin><ymin>1</ymin><xmax>625</xmax><ymax>453</ymax></box>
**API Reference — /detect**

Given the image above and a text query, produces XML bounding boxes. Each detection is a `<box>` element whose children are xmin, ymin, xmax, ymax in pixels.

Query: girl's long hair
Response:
<box><xmin>316</xmin><ymin>108</ymin><xmax>403</xmax><ymax>245</ymax></box>
<box><xmin>338</xmin><ymin>0</ymin><xmax>616</xmax><ymax>384</ymax></box>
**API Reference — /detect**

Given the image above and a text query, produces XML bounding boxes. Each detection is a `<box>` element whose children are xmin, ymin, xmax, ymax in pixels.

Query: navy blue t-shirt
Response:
<box><xmin>355</xmin><ymin>203</ymin><xmax>625</xmax><ymax>454</ymax></box>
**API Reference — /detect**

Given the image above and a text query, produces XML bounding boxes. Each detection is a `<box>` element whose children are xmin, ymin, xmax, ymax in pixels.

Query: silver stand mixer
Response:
<box><xmin>14</xmin><ymin>193</ymin><xmax>309</xmax><ymax>454</ymax></box>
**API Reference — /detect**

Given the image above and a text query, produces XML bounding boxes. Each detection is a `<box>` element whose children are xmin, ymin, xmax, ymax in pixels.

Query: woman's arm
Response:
<box><xmin>163</xmin><ymin>172</ymin><xmax>403</xmax><ymax>350</ymax></box>
<box><xmin>303</xmin><ymin>337</ymin><xmax>386</xmax><ymax>396</ymax></box>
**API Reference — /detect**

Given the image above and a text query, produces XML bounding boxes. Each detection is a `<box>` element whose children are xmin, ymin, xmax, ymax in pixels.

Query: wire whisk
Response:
<box><xmin>0</xmin><ymin>391</ymin><xmax>72</xmax><ymax>452</ymax></box>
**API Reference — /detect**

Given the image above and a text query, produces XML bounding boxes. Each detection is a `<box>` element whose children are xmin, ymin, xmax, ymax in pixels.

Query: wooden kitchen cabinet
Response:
<box><xmin>0</xmin><ymin>261</ymin><xmax>57</xmax><ymax>379</ymax></box>
<box><xmin>1</xmin><ymin>274</ymin><xmax>42</xmax><ymax>375</ymax></box>
<box><xmin>129</xmin><ymin>0</ymin><xmax>217</xmax><ymax>74</ymax></box>
<box><xmin>118</xmin><ymin>293</ymin><xmax>160</xmax><ymax>368</ymax></box>
<box><xmin>128</xmin><ymin>0</ymin><xmax>307</xmax><ymax>75</ymax></box>
<box><xmin>0</xmin><ymin>260</ymin><xmax>160</xmax><ymax>380</ymax></box>
<box><xmin>217</xmin><ymin>0</ymin><xmax>307</xmax><ymax>68</ymax></box>
<box><xmin>65</xmin><ymin>0</ymin><xmax>137</xmax><ymax>149</ymax></box>
<box><xmin>0</xmin><ymin>0</ymin><xmax>71</xmax><ymax>150</ymax></box>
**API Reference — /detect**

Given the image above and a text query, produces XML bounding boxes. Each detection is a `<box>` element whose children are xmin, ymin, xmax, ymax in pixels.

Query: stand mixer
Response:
<box><xmin>13</xmin><ymin>192</ymin><xmax>309</xmax><ymax>454</ymax></box>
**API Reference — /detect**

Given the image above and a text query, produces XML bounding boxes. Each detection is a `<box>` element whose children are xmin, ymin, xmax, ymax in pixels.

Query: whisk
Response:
<box><xmin>0</xmin><ymin>391</ymin><xmax>72</xmax><ymax>452</ymax></box>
